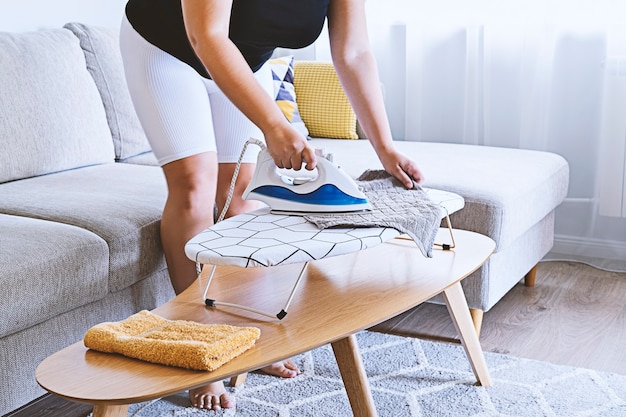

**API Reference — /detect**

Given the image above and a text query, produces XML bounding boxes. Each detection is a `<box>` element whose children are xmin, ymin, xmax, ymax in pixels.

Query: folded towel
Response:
<box><xmin>84</xmin><ymin>310</ymin><xmax>261</xmax><ymax>371</ymax></box>
<box><xmin>305</xmin><ymin>170</ymin><xmax>441</xmax><ymax>257</ymax></box>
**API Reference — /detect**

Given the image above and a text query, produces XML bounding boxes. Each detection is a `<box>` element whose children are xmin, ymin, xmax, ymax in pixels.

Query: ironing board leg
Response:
<box><xmin>435</xmin><ymin>214</ymin><xmax>457</xmax><ymax>250</ymax></box>
<box><xmin>202</xmin><ymin>262</ymin><xmax>310</xmax><ymax>320</ymax></box>
<box><xmin>278</xmin><ymin>262</ymin><xmax>309</xmax><ymax>318</ymax></box>
<box><xmin>201</xmin><ymin>265</ymin><xmax>218</xmax><ymax>301</ymax></box>
<box><xmin>397</xmin><ymin>214</ymin><xmax>457</xmax><ymax>250</ymax></box>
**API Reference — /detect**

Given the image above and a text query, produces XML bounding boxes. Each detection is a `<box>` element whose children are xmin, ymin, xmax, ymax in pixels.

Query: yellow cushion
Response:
<box><xmin>294</xmin><ymin>61</ymin><xmax>359</xmax><ymax>140</ymax></box>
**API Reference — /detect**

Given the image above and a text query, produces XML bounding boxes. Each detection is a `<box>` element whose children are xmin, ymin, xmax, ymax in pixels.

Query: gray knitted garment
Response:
<box><xmin>304</xmin><ymin>170</ymin><xmax>442</xmax><ymax>257</ymax></box>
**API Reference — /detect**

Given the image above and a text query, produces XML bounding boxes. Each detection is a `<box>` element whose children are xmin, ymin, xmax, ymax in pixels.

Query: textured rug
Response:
<box><xmin>117</xmin><ymin>331</ymin><xmax>626</xmax><ymax>417</ymax></box>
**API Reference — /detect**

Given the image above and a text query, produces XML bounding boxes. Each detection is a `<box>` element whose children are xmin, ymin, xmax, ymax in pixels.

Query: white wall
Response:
<box><xmin>1</xmin><ymin>0</ymin><xmax>127</xmax><ymax>32</ymax></box>
<box><xmin>2</xmin><ymin>0</ymin><xmax>622</xmax><ymax>36</ymax></box>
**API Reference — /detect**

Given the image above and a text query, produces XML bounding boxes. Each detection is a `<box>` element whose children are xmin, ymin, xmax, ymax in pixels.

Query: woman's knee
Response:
<box><xmin>163</xmin><ymin>153</ymin><xmax>218</xmax><ymax>211</ymax></box>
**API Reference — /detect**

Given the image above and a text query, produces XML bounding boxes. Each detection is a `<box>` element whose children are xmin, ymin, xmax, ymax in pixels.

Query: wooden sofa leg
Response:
<box><xmin>524</xmin><ymin>264</ymin><xmax>538</xmax><ymax>287</ymax></box>
<box><xmin>469</xmin><ymin>308</ymin><xmax>484</xmax><ymax>337</ymax></box>
<box><xmin>229</xmin><ymin>373</ymin><xmax>248</xmax><ymax>387</ymax></box>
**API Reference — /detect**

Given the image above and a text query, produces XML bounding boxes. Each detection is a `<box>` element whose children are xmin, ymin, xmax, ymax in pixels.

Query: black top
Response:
<box><xmin>125</xmin><ymin>0</ymin><xmax>330</xmax><ymax>78</ymax></box>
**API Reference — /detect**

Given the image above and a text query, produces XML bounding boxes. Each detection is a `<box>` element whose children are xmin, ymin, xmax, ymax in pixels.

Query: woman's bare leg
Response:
<box><xmin>160</xmin><ymin>152</ymin><xmax>235</xmax><ymax>410</ymax></box>
<box><xmin>161</xmin><ymin>152</ymin><xmax>218</xmax><ymax>293</ymax></box>
<box><xmin>215</xmin><ymin>162</ymin><xmax>259</xmax><ymax>217</ymax></box>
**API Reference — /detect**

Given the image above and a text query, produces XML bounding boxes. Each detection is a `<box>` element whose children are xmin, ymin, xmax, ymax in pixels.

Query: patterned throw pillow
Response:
<box><xmin>293</xmin><ymin>61</ymin><xmax>359</xmax><ymax>140</ymax></box>
<box><xmin>269</xmin><ymin>55</ymin><xmax>310</xmax><ymax>138</ymax></box>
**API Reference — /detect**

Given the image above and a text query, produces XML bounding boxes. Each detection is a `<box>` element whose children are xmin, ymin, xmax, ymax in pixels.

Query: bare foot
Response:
<box><xmin>188</xmin><ymin>360</ymin><xmax>297</xmax><ymax>410</ymax></box>
<box><xmin>259</xmin><ymin>359</ymin><xmax>300</xmax><ymax>378</ymax></box>
<box><xmin>189</xmin><ymin>381</ymin><xmax>235</xmax><ymax>411</ymax></box>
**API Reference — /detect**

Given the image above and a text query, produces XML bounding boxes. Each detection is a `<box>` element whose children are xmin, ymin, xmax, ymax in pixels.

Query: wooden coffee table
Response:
<box><xmin>36</xmin><ymin>228</ymin><xmax>495</xmax><ymax>417</ymax></box>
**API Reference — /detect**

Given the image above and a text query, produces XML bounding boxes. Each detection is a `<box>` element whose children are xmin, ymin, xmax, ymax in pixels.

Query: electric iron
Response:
<box><xmin>243</xmin><ymin>147</ymin><xmax>372</xmax><ymax>214</ymax></box>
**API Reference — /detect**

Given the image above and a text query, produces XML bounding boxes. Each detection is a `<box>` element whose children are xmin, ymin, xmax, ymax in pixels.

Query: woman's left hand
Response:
<box><xmin>378</xmin><ymin>149</ymin><xmax>425</xmax><ymax>189</ymax></box>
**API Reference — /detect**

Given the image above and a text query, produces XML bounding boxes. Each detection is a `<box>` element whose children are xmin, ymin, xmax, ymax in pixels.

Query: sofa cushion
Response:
<box><xmin>294</xmin><ymin>61</ymin><xmax>359</xmax><ymax>140</ymax></box>
<box><xmin>0</xmin><ymin>28</ymin><xmax>115</xmax><ymax>184</ymax></box>
<box><xmin>269</xmin><ymin>55</ymin><xmax>310</xmax><ymax>138</ymax></box>
<box><xmin>64</xmin><ymin>22</ymin><xmax>153</xmax><ymax>162</ymax></box>
<box><xmin>0</xmin><ymin>214</ymin><xmax>109</xmax><ymax>338</ymax></box>
<box><xmin>0</xmin><ymin>164</ymin><xmax>168</xmax><ymax>293</ymax></box>
<box><xmin>309</xmin><ymin>138</ymin><xmax>570</xmax><ymax>250</ymax></box>
<box><xmin>121</xmin><ymin>151</ymin><xmax>159</xmax><ymax>166</ymax></box>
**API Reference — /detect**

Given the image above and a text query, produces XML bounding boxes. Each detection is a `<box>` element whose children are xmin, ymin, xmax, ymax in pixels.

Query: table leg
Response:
<box><xmin>92</xmin><ymin>404</ymin><xmax>129</xmax><ymax>417</ymax></box>
<box><xmin>442</xmin><ymin>282</ymin><xmax>493</xmax><ymax>387</ymax></box>
<box><xmin>331</xmin><ymin>334</ymin><xmax>379</xmax><ymax>417</ymax></box>
<box><xmin>229</xmin><ymin>373</ymin><xmax>248</xmax><ymax>387</ymax></box>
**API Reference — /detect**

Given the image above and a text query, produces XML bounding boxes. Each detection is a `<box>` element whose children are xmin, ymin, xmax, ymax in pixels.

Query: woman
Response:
<box><xmin>120</xmin><ymin>0</ymin><xmax>424</xmax><ymax>410</ymax></box>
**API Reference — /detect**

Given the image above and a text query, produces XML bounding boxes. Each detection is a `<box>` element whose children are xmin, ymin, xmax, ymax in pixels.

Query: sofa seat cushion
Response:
<box><xmin>309</xmin><ymin>139</ymin><xmax>570</xmax><ymax>250</ymax></box>
<box><xmin>0</xmin><ymin>214</ymin><xmax>109</xmax><ymax>338</ymax></box>
<box><xmin>0</xmin><ymin>28</ymin><xmax>115</xmax><ymax>184</ymax></box>
<box><xmin>0</xmin><ymin>164</ymin><xmax>168</xmax><ymax>293</ymax></box>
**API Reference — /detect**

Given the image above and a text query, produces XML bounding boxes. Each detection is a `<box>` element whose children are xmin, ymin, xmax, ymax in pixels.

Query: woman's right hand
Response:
<box><xmin>264</xmin><ymin>125</ymin><xmax>317</xmax><ymax>171</ymax></box>
<box><xmin>182</xmin><ymin>0</ymin><xmax>316</xmax><ymax>173</ymax></box>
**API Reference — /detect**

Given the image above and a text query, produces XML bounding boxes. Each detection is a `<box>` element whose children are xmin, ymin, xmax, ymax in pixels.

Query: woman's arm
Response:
<box><xmin>327</xmin><ymin>0</ymin><xmax>424</xmax><ymax>186</ymax></box>
<box><xmin>180</xmin><ymin>0</ymin><xmax>315</xmax><ymax>170</ymax></box>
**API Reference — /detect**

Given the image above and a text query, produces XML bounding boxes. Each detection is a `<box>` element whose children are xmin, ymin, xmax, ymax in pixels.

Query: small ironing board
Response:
<box><xmin>185</xmin><ymin>188</ymin><xmax>465</xmax><ymax>319</ymax></box>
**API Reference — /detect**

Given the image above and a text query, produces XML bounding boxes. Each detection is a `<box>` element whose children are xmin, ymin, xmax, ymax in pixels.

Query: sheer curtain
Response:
<box><xmin>312</xmin><ymin>0</ymin><xmax>626</xmax><ymax>271</ymax></box>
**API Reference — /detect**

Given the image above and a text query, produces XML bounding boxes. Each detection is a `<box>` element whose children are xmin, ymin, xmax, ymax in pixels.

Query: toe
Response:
<box><xmin>220</xmin><ymin>392</ymin><xmax>235</xmax><ymax>409</ymax></box>
<box><xmin>261</xmin><ymin>360</ymin><xmax>300</xmax><ymax>378</ymax></box>
<box><xmin>189</xmin><ymin>382</ymin><xmax>235</xmax><ymax>410</ymax></box>
<box><xmin>194</xmin><ymin>393</ymin><xmax>220</xmax><ymax>410</ymax></box>
<box><xmin>283</xmin><ymin>359</ymin><xmax>299</xmax><ymax>374</ymax></box>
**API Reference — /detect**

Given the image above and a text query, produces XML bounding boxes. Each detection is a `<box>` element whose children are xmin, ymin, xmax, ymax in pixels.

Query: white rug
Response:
<box><xmin>120</xmin><ymin>331</ymin><xmax>626</xmax><ymax>416</ymax></box>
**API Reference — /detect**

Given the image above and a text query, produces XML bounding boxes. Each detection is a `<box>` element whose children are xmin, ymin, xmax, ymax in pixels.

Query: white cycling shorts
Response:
<box><xmin>119</xmin><ymin>15</ymin><xmax>271</xmax><ymax>166</ymax></box>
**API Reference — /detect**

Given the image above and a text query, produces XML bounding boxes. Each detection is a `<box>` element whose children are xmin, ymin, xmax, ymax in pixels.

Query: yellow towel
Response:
<box><xmin>84</xmin><ymin>310</ymin><xmax>261</xmax><ymax>371</ymax></box>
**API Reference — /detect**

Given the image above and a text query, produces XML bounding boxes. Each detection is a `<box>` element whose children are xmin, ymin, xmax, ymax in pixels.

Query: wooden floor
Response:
<box><xmin>6</xmin><ymin>260</ymin><xmax>626</xmax><ymax>417</ymax></box>
<box><xmin>372</xmin><ymin>260</ymin><xmax>626</xmax><ymax>375</ymax></box>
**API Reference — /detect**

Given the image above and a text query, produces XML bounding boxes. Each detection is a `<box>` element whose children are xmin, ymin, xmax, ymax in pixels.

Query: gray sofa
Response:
<box><xmin>0</xmin><ymin>23</ymin><xmax>175</xmax><ymax>415</ymax></box>
<box><xmin>0</xmin><ymin>22</ymin><xmax>569</xmax><ymax>415</ymax></box>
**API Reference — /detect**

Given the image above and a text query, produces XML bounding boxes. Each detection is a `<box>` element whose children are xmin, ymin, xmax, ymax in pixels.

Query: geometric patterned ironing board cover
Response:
<box><xmin>185</xmin><ymin>188</ymin><xmax>464</xmax><ymax>268</ymax></box>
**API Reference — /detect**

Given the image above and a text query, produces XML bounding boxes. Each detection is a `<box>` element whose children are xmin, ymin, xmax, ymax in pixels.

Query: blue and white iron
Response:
<box><xmin>243</xmin><ymin>147</ymin><xmax>372</xmax><ymax>214</ymax></box>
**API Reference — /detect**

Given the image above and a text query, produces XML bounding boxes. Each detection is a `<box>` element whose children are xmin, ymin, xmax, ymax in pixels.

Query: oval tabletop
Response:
<box><xmin>36</xmin><ymin>228</ymin><xmax>495</xmax><ymax>406</ymax></box>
